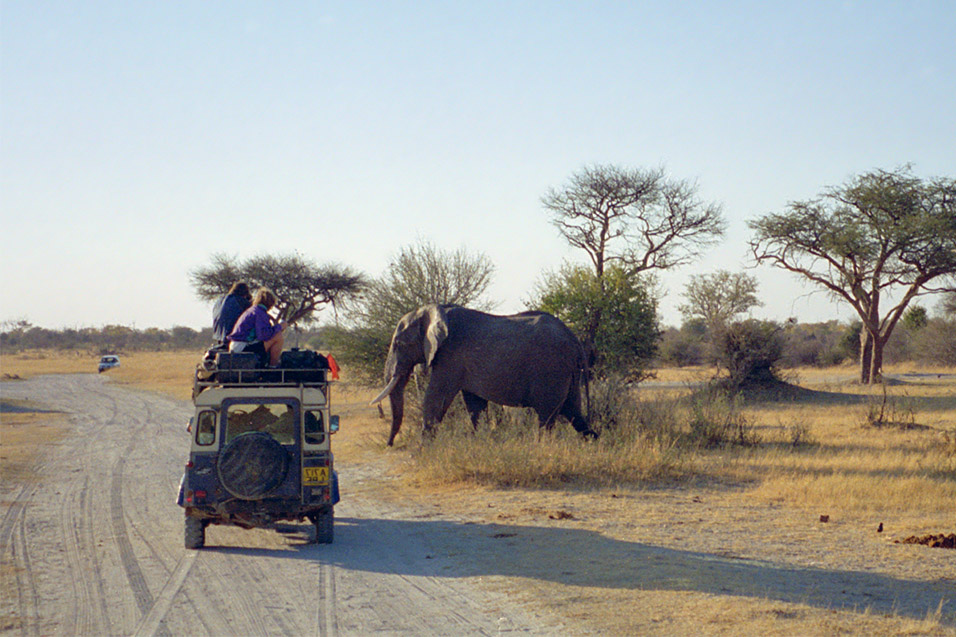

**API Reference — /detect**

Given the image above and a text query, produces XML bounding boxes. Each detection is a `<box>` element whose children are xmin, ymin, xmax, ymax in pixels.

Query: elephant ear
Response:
<box><xmin>423</xmin><ymin>305</ymin><xmax>449</xmax><ymax>368</ymax></box>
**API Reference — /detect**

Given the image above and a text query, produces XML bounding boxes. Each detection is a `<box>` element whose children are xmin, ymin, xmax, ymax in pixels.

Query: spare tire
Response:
<box><xmin>218</xmin><ymin>432</ymin><xmax>289</xmax><ymax>499</ymax></box>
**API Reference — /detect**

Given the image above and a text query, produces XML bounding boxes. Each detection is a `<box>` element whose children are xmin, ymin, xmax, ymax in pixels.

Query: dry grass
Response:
<box><xmin>4</xmin><ymin>352</ymin><xmax>952</xmax><ymax>520</ymax></box>
<box><xmin>1</xmin><ymin>348</ymin><xmax>202</xmax><ymax>401</ymax></box>
<box><xmin>733</xmin><ymin>376</ymin><xmax>956</xmax><ymax>527</ymax></box>
<box><xmin>0</xmin><ymin>409</ymin><xmax>70</xmax><ymax>485</ymax></box>
<box><xmin>394</xmin><ymin>363</ymin><xmax>956</xmax><ymax>535</ymax></box>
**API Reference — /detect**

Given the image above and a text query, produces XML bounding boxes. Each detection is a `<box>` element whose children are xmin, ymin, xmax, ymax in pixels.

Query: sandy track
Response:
<box><xmin>1</xmin><ymin>375</ymin><xmax>569</xmax><ymax>636</ymax></box>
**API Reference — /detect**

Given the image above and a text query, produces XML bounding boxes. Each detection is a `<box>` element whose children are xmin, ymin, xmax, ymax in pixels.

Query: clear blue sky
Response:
<box><xmin>2</xmin><ymin>1</ymin><xmax>954</xmax><ymax>330</ymax></box>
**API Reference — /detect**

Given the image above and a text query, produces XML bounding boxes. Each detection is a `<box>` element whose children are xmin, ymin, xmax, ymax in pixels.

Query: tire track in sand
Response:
<box><xmin>9</xmin><ymin>501</ymin><xmax>41</xmax><ymax>637</ymax></box>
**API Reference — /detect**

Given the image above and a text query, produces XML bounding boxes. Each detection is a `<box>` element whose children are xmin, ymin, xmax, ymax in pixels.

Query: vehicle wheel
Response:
<box><xmin>218</xmin><ymin>432</ymin><xmax>289</xmax><ymax>499</ymax></box>
<box><xmin>185</xmin><ymin>516</ymin><xmax>205</xmax><ymax>549</ymax></box>
<box><xmin>314</xmin><ymin>508</ymin><xmax>334</xmax><ymax>544</ymax></box>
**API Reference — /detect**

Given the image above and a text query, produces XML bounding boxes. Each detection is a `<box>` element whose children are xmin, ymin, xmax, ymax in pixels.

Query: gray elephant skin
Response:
<box><xmin>370</xmin><ymin>304</ymin><xmax>597</xmax><ymax>446</ymax></box>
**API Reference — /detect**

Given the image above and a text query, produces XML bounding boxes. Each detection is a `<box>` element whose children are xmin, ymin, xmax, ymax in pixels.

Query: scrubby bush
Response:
<box><xmin>530</xmin><ymin>263</ymin><xmax>659</xmax><ymax>379</ymax></box>
<box><xmin>714</xmin><ymin>319</ymin><xmax>784</xmax><ymax>387</ymax></box>
<box><xmin>0</xmin><ymin>322</ymin><xmax>214</xmax><ymax>353</ymax></box>
<box><xmin>780</xmin><ymin>321</ymin><xmax>849</xmax><ymax>367</ymax></box>
<box><xmin>323</xmin><ymin>325</ymin><xmax>390</xmax><ymax>384</ymax></box>
<box><xmin>658</xmin><ymin>325</ymin><xmax>705</xmax><ymax>367</ymax></box>
<box><xmin>911</xmin><ymin>317</ymin><xmax>956</xmax><ymax>365</ymax></box>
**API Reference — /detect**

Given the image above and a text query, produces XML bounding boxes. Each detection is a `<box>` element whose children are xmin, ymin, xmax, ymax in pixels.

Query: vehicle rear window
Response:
<box><xmin>225</xmin><ymin>402</ymin><xmax>297</xmax><ymax>444</ymax></box>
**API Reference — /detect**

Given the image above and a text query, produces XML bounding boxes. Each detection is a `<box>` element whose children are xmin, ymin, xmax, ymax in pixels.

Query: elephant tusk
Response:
<box><xmin>369</xmin><ymin>376</ymin><xmax>399</xmax><ymax>406</ymax></box>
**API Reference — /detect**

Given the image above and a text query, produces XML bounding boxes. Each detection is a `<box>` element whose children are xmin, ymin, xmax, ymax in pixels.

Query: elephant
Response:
<box><xmin>369</xmin><ymin>304</ymin><xmax>597</xmax><ymax>446</ymax></box>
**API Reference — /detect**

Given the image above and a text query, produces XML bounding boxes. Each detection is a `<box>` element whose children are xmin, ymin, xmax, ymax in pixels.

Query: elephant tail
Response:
<box><xmin>579</xmin><ymin>347</ymin><xmax>591</xmax><ymax>423</ymax></box>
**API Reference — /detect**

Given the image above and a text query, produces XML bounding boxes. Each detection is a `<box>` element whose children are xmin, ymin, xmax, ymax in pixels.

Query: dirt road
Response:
<box><xmin>0</xmin><ymin>375</ymin><xmax>569</xmax><ymax>636</ymax></box>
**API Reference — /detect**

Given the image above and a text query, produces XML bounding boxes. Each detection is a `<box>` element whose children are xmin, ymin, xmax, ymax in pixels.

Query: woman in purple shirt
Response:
<box><xmin>227</xmin><ymin>288</ymin><xmax>287</xmax><ymax>367</ymax></box>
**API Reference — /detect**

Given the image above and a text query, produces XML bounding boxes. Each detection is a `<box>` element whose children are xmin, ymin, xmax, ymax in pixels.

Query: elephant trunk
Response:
<box><xmin>386</xmin><ymin>373</ymin><xmax>411</xmax><ymax>446</ymax></box>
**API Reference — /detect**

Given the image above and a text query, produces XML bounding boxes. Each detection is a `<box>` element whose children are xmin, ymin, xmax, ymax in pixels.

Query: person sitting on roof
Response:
<box><xmin>212</xmin><ymin>282</ymin><xmax>252</xmax><ymax>345</ymax></box>
<box><xmin>227</xmin><ymin>288</ymin><xmax>287</xmax><ymax>367</ymax></box>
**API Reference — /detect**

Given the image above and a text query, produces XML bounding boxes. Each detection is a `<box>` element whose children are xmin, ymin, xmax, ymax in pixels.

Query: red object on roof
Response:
<box><xmin>327</xmin><ymin>354</ymin><xmax>340</xmax><ymax>380</ymax></box>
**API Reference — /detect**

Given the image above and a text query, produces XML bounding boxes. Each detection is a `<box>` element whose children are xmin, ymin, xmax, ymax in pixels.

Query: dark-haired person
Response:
<box><xmin>212</xmin><ymin>282</ymin><xmax>252</xmax><ymax>344</ymax></box>
<box><xmin>227</xmin><ymin>288</ymin><xmax>287</xmax><ymax>367</ymax></box>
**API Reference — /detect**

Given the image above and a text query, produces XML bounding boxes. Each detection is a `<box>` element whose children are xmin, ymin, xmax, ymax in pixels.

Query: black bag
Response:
<box><xmin>279</xmin><ymin>348</ymin><xmax>328</xmax><ymax>382</ymax></box>
<box><xmin>215</xmin><ymin>352</ymin><xmax>260</xmax><ymax>383</ymax></box>
<box><xmin>280</xmin><ymin>348</ymin><xmax>328</xmax><ymax>369</ymax></box>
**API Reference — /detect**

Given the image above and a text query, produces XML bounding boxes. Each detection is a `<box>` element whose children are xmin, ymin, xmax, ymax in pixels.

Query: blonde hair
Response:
<box><xmin>253</xmin><ymin>288</ymin><xmax>278</xmax><ymax>309</ymax></box>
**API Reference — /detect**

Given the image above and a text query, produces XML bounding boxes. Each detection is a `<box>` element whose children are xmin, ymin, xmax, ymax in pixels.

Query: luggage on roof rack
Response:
<box><xmin>192</xmin><ymin>347</ymin><xmax>331</xmax><ymax>401</ymax></box>
<box><xmin>216</xmin><ymin>352</ymin><xmax>260</xmax><ymax>383</ymax></box>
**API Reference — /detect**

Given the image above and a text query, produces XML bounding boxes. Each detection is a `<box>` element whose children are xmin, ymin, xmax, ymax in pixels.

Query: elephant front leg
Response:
<box><xmin>421</xmin><ymin>376</ymin><xmax>460</xmax><ymax>439</ymax></box>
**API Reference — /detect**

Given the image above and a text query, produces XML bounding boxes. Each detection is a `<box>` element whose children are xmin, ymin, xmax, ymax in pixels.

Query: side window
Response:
<box><xmin>195</xmin><ymin>411</ymin><xmax>216</xmax><ymax>446</ymax></box>
<box><xmin>304</xmin><ymin>410</ymin><xmax>325</xmax><ymax>445</ymax></box>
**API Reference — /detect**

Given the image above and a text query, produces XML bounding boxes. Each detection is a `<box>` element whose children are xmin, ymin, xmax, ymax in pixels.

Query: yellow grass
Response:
<box><xmin>398</xmin><ymin>363</ymin><xmax>956</xmax><ymax>523</ymax></box>
<box><xmin>0</xmin><ymin>410</ymin><xmax>70</xmax><ymax>485</ymax></box>
<box><xmin>1</xmin><ymin>348</ymin><xmax>202</xmax><ymax>401</ymax></box>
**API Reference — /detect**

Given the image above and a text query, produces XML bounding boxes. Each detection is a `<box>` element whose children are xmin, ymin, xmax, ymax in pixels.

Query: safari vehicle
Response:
<box><xmin>98</xmin><ymin>355</ymin><xmax>120</xmax><ymax>373</ymax></box>
<box><xmin>179</xmin><ymin>349</ymin><xmax>339</xmax><ymax>548</ymax></box>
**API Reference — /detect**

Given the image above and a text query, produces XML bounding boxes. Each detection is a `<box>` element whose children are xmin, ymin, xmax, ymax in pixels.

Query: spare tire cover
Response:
<box><xmin>218</xmin><ymin>432</ymin><xmax>289</xmax><ymax>499</ymax></box>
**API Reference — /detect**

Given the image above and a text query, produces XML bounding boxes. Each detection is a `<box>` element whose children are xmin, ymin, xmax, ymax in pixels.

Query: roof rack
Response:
<box><xmin>194</xmin><ymin>367</ymin><xmax>329</xmax><ymax>392</ymax></box>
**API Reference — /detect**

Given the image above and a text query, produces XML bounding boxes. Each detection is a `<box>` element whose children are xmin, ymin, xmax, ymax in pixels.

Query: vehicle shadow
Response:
<box><xmin>207</xmin><ymin>516</ymin><xmax>955</xmax><ymax>625</ymax></box>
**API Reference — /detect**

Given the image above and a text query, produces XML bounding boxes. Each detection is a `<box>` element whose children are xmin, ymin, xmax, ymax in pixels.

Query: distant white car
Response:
<box><xmin>98</xmin><ymin>355</ymin><xmax>120</xmax><ymax>373</ymax></box>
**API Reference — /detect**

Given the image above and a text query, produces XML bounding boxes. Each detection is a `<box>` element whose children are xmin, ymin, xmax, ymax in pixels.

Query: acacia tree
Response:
<box><xmin>940</xmin><ymin>291</ymin><xmax>956</xmax><ymax>316</ymax></box>
<box><xmin>679</xmin><ymin>270</ymin><xmax>762</xmax><ymax>333</ymax></box>
<box><xmin>749</xmin><ymin>167</ymin><xmax>956</xmax><ymax>383</ymax></box>
<box><xmin>542</xmin><ymin>164</ymin><xmax>725</xmax><ymax>356</ymax></box>
<box><xmin>190</xmin><ymin>253</ymin><xmax>366</xmax><ymax>326</ymax></box>
<box><xmin>355</xmin><ymin>240</ymin><xmax>496</xmax><ymax>335</ymax></box>
<box><xmin>327</xmin><ymin>240</ymin><xmax>496</xmax><ymax>382</ymax></box>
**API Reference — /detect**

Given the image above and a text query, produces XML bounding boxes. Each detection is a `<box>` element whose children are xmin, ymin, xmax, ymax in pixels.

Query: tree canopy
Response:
<box><xmin>190</xmin><ymin>253</ymin><xmax>366</xmax><ymax>326</ymax></box>
<box><xmin>679</xmin><ymin>270</ymin><xmax>762</xmax><ymax>333</ymax></box>
<box><xmin>352</xmin><ymin>240</ymin><xmax>496</xmax><ymax>334</ymax></box>
<box><xmin>542</xmin><ymin>164</ymin><xmax>726</xmax><ymax>278</ymax></box>
<box><xmin>542</xmin><ymin>164</ymin><xmax>724</xmax><ymax>360</ymax></box>
<box><xmin>529</xmin><ymin>263</ymin><xmax>659</xmax><ymax>378</ymax></box>
<box><xmin>749</xmin><ymin>167</ymin><xmax>956</xmax><ymax>383</ymax></box>
<box><xmin>327</xmin><ymin>240</ymin><xmax>496</xmax><ymax>382</ymax></box>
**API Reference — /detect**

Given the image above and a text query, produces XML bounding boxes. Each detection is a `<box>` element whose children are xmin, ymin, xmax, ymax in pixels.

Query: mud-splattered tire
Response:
<box><xmin>185</xmin><ymin>516</ymin><xmax>205</xmax><ymax>549</ymax></box>
<box><xmin>314</xmin><ymin>508</ymin><xmax>333</xmax><ymax>544</ymax></box>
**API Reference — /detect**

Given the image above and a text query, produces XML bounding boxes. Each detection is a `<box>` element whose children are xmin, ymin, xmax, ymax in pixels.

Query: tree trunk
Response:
<box><xmin>870</xmin><ymin>335</ymin><xmax>885</xmax><ymax>383</ymax></box>
<box><xmin>859</xmin><ymin>291</ymin><xmax>880</xmax><ymax>384</ymax></box>
<box><xmin>860</xmin><ymin>329</ymin><xmax>873</xmax><ymax>384</ymax></box>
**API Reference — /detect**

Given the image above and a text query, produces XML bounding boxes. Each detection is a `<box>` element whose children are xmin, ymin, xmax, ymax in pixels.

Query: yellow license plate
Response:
<box><xmin>302</xmin><ymin>466</ymin><xmax>329</xmax><ymax>485</ymax></box>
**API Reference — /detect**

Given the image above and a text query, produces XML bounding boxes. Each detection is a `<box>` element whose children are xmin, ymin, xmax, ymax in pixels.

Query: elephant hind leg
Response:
<box><xmin>561</xmin><ymin>401</ymin><xmax>595</xmax><ymax>437</ymax></box>
<box><xmin>529</xmin><ymin>374</ymin><xmax>570</xmax><ymax>431</ymax></box>
<box><xmin>559</xmin><ymin>381</ymin><xmax>598</xmax><ymax>440</ymax></box>
<box><xmin>460</xmin><ymin>391</ymin><xmax>488</xmax><ymax>430</ymax></box>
